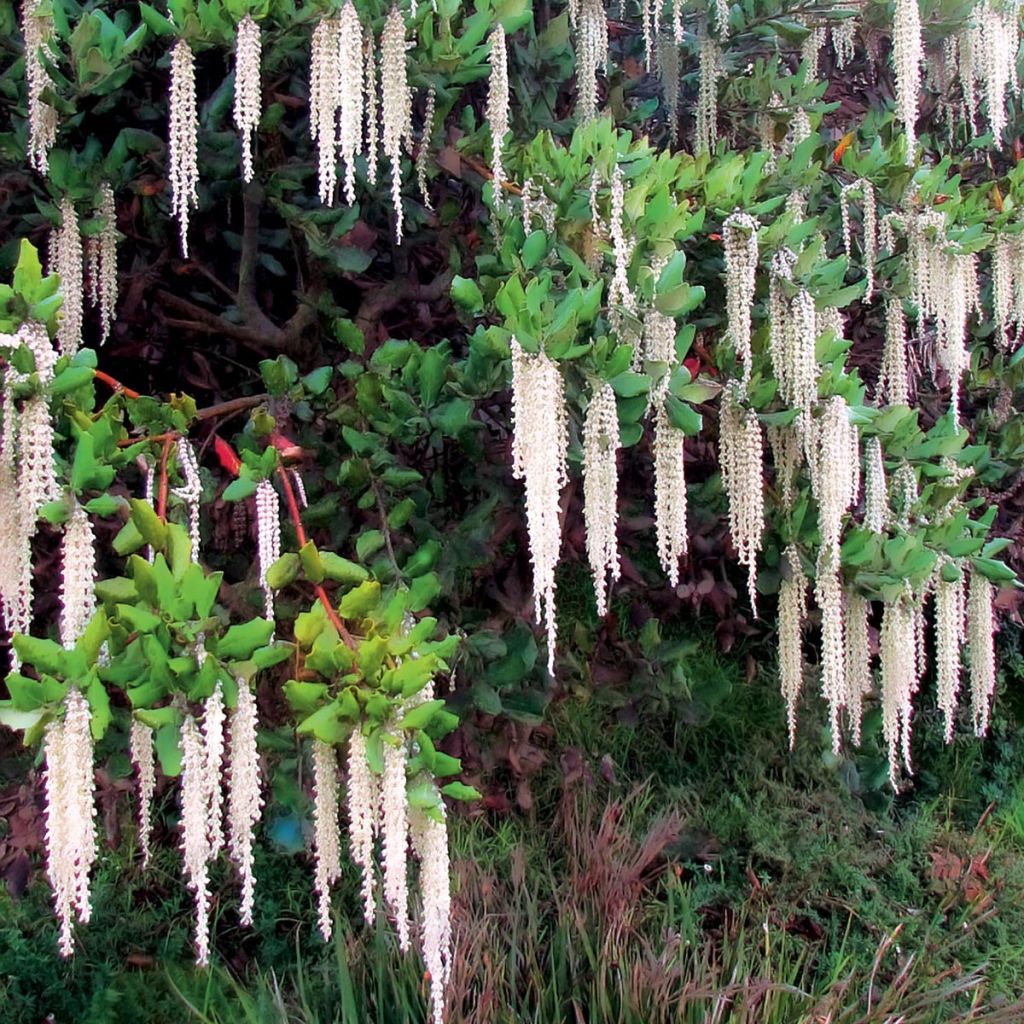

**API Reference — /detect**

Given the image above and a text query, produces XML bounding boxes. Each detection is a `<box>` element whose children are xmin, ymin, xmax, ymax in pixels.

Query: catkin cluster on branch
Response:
<box><xmin>510</xmin><ymin>339</ymin><xmax>568</xmax><ymax>674</ymax></box>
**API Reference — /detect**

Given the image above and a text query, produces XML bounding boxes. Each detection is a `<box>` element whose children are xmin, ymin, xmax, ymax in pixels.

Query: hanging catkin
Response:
<box><xmin>381</xmin><ymin>5</ymin><xmax>413</xmax><ymax>243</ymax></box>
<box><xmin>168</xmin><ymin>39</ymin><xmax>200</xmax><ymax>257</ymax></box>
<box><xmin>510</xmin><ymin>339</ymin><xmax>568</xmax><ymax>674</ymax></box>
<box><xmin>778</xmin><ymin>544</ymin><xmax>808</xmax><ymax>749</ymax></box>
<box><xmin>583</xmin><ymin>382</ymin><xmax>621</xmax><ymax>613</ymax></box>
<box><xmin>233</xmin><ymin>14</ymin><xmax>262</xmax><ymax>183</ymax></box>
<box><xmin>722</xmin><ymin>212</ymin><xmax>758</xmax><ymax>390</ymax></box>
<box><xmin>487</xmin><ymin>26</ymin><xmax>510</xmax><ymax>205</ymax></box>
<box><xmin>719</xmin><ymin>384</ymin><xmax>765</xmax><ymax>614</ymax></box>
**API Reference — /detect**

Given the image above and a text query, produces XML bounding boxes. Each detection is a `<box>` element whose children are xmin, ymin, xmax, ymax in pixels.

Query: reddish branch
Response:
<box><xmin>276</xmin><ymin>465</ymin><xmax>357</xmax><ymax>651</ymax></box>
<box><xmin>94</xmin><ymin>369</ymin><xmax>141</xmax><ymax>400</ymax></box>
<box><xmin>156</xmin><ymin>437</ymin><xmax>172</xmax><ymax>520</ymax></box>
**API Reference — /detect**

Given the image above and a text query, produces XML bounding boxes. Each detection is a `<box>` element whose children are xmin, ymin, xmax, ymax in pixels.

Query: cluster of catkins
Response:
<box><xmin>510</xmin><ymin>166</ymin><xmax>699</xmax><ymax>672</ymax></box>
<box><xmin>312</xmin><ymin>693</ymin><xmax>452</xmax><ymax>1024</ymax></box>
<box><xmin>719</xmin><ymin>198</ymin><xmax>1003</xmax><ymax>786</ymax></box>
<box><xmin>165</xmin><ymin>4</ymin><xmax>425</xmax><ymax>252</ymax></box>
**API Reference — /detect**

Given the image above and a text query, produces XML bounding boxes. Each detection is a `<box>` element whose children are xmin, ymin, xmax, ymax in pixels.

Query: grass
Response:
<box><xmin>3</xmin><ymin>623</ymin><xmax>1024</xmax><ymax>1023</ymax></box>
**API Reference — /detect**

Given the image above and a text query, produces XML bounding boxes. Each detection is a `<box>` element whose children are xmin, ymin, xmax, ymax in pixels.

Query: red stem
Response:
<box><xmin>276</xmin><ymin>465</ymin><xmax>356</xmax><ymax>650</ymax></box>
<box><xmin>94</xmin><ymin>369</ymin><xmax>142</xmax><ymax>401</ymax></box>
<box><xmin>157</xmin><ymin>437</ymin><xmax>172</xmax><ymax>520</ymax></box>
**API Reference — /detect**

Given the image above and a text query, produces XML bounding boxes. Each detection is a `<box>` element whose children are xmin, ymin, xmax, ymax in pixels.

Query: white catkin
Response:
<box><xmin>487</xmin><ymin>26</ymin><xmax>510</xmax><ymax>205</ymax></box>
<box><xmin>180</xmin><ymin>712</ymin><xmax>213</xmax><ymax>965</ymax></box>
<box><xmin>769</xmin><ymin>257</ymin><xmax>817</xmax><ymax>412</ymax></box>
<box><xmin>94</xmin><ymin>184</ymin><xmax>118</xmax><ymax>343</ymax></box>
<box><xmin>233</xmin><ymin>15</ymin><xmax>262</xmax><ymax>184</ymax></box>
<box><xmin>653</xmin><ymin>399</ymin><xmax>688</xmax><ymax>589</ymax></box>
<box><xmin>346</xmin><ymin>729</ymin><xmax>379</xmax><ymax>925</ymax></box>
<box><xmin>381</xmin><ymin>734</ymin><xmax>410</xmax><ymax>952</ymax></box>
<box><xmin>722</xmin><ymin>212</ymin><xmax>758</xmax><ymax>390</ymax></box>
<box><xmin>416</xmin><ymin>86</ymin><xmax>436</xmax><ymax>211</ymax></box>
<box><xmin>21</xmin><ymin>0</ymin><xmax>59</xmax><ymax>174</ymax></box>
<box><xmin>879</xmin><ymin>296</ymin><xmax>910</xmax><ymax>406</ymax></box>
<box><xmin>815</xmin><ymin>567</ymin><xmax>846</xmax><ymax>753</ymax></box>
<box><xmin>583</xmin><ymin>383</ymin><xmax>621</xmax><ymax>613</ymax></box>
<box><xmin>863</xmin><ymin>436</ymin><xmax>887</xmax><ymax>534</ymax></box>
<box><xmin>129</xmin><ymin>719</ymin><xmax>156</xmax><ymax>868</ymax></box>
<box><xmin>844</xmin><ymin>588</ymin><xmax>872</xmax><ymax>747</ymax></box>
<box><xmin>364</xmin><ymin>25</ymin><xmax>380</xmax><ymax>187</ymax></box>
<box><xmin>228</xmin><ymin>682</ymin><xmax>262</xmax><ymax>926</ymax></box>
<box><xmin>338</xmin><ymin>1</ymin><xmax>364</xmax><ymax>206</ymax></box>
<box><xmin>510</xmin><ymin>338</ymin><xmax>568</xmax><ymax>674</ymax></box>
<box><xmin>779</xmin><ymin>544</ymin><xmax>808</xmax><ymax>749</ymax></box>
<box><xmin>992</xmin><ymin>237</ymin><xmax>1014</xmax><ymax>343</ymax></box>
<box><xmin>768</xmin><ymin>424</ymin><xmax>801</xmax><ymax>510</ymax></box>
<box><xmin>52</xmin><ymin>198</ymin><xmax>84</xmax><ymax>357</ymax></box>
<box><xmin>695</xmin><ymin>34</ymin><xmax>724</xmax><ymax>155</ymax></box>
<box><xmin>254</xmin><ymin>480</ymin><xmax>280</xmax><ymax>622</ymax></box>
<box><xmin>608</xmin><ymin>167</ymin><xmax>638</xmax><ymax>337</ymax></box>
<box><xmin>892</xmin><ymin>0</ymin><xmax>922</xmax><ymax>157</ymax></box>
<box><xmin>719</xmin><ymin>385</ymin><xmax>765</xmax><ymax>615</ymax></box>
<box><xmin>44</xmin><ymin>689</ymin><xmax>97</xmax><ymax>956</ymax></box>
<box><xmin>59</xmin><ymin>505</ymin><xmax>97</xmax><ymax>648</ymax></box>
<box><xmin>832</xmin><ymin>19</ymin><xmax>856</xmax><ymax>69</ymax></box>
<box><xmin>935</xmin><ymin>570</ymin><xmax>965</xmax><ymax>743</ymax></box>
<box><xmin>202</xmin><ymin>684</ymin><xmax>226</xmax><ymax>857</ymax></box>
<box><xmin>967</xmin><ymin>569</ymin><xmax>997</xmax><ymax>737</ymax></box>
<box><xmin>658</xmin><ymin>35</ymin><xmax>681</xmax><ymax>144</ymax></box>
<box><xmin>312</xmin><ymin>739</ymin><xmax>341</xmax><ymax>941</ymax></box>
<box><xmin>381</xmin><ymin>5</ymin><xmax>413</xmax><ymax>245</ymax></box>
<box><xmin>310</xmin><ymin>17</ymin><xmax>341</xmax><ymax>204</ymax></box>
<box><xmin>410</xmin><ymin>806</ymin><xmax>452</xmax><ymax>1024</ymax></box>
<box><xmin>575</xmin><ymin>0</ymin><xmax>608</xmax><ymax>123</ymax></box>
<box><xmin>168</xmin><ymin>39</ymin><xmax>200</xmax><ymax>257</ymax></box>
<box><xmin>810</xmin><ymin>396</ymin><xmax>860</xmax><ymax>570</ymax></box>
<box><xmin>173</xmin><ymin>437</ymin><xmax>203</xmax><ymax>558</ymax></box>
<box><xmin>880</xmin><ymin>597</ymin><xmax>919</xmax><ymax>788</ymax></box>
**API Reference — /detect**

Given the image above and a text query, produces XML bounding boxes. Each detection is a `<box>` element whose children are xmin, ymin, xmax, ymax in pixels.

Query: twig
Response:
<box><xmin>156</xmin><ymin>437</ymin><xmax>173</xmax><ymax>521</ymax></box>
<box><xmin>94</xmin><ymin>369</ymin><xmax>141</xmax><ymax>400</ymax></box>
<box><xmin>370</xmin><ymin>476</ymin><xmax>403</xmax><ymax>579</ymax></box>
<box><xmin>460</xmin><ymin>154</ymin><xmax>524</xmax><ymax>196</ymax></box>
<box><xmin>276</xmin><ymin>465</ymin><xmax>357</xmax><ymax>651</ymax></box>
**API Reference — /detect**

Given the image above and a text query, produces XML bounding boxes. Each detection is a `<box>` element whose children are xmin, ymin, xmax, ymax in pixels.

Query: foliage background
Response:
<box><xmin>3</xmin><ymin>0</ymin><xmax>1024</xmax><ymax>1019</ymax></box>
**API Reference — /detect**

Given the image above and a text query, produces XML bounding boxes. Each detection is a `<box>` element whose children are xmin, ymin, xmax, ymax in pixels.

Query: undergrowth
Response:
<box><xmin>3</xmin><ymin>622</ymin><xmax>1024</xmax><ymax>1023</ymax></box>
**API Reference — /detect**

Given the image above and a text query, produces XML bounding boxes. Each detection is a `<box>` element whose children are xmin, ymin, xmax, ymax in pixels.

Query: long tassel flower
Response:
<box><xmin>43</xmin><ymin>689</ymin><xmax>97</xmax><ymax>956</ymax></box>
<box><xmin>510</xmin><ymin>339</ymin><xmax>568</xmax><ymax>674</ymax></box>
<box><xmin>227</xmin><ymin>681</ymin><xmax>262</xmax><ymax>926</ymax></box>
<box><xmin>169</xmin><ymin>39</ymin><xmax>200</xmax><ymax>256</ymax></box>
<box><xmin>410</xmin><ymin>805</ymin><xmax>452</xmax><ymax>1024</ymax></box>
<box><xmin>233</xmin><ymin>14</ymin><xmax>262</xmax><ymax>183</ymax></box>
<box><xmin>583</xmin><ymin>382</ymin><xmax>621</xmax><ymax>610</ymax></box>
<box><xmin>254</xmin><ymin>479</ymin><xmax>281</xmax><ymax>621</ymax></box>
<box><xmin>21</xmin><ymin>0</ymin><xmax>59</xmax><ymax>174</ymax></box>
<box><xmin>779</xmin><ymin>544</ymin><xmax>808</xmax><ymax>749</ymax></box>
<box><xmin>381</xmin><ymin>5</ymin><xmax>413</xmax><ymax>244</ymax></box>
<box><xmin>347</xmin><ymin>728</ymin><xmax>380</xmax><ymax>925</ymax></box>
<box><xmin>381</xmin><ymin>733</ymin><xmax>410</xmax><ymax>952</ymax></box>
<box><xmin>487</xmin><ymin>26</ymin><xmax>510</xmax><ymax>205</ymax></box>
<box><xmin>59</xmin><ymin>504</ymin><xmax>97</xmax><ymax>648</ymax></box>
<box><xmin>312</xmin><ymin>739</ymin><xmax>341</xmax><ymax>941</ymax></box>
<box><xmin>130</xmin><ymin>719</ymin><xmax>156</xmax><ymax>867</ymax></box>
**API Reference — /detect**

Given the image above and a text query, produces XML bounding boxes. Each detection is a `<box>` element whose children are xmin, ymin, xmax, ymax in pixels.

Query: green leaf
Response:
<box><xmin>356</xmin><ymin>530</ymin><xmax>385</xmax><ymax>562</ymax></box>
<box><xmin>441</xmin><ymin>781</ymin><xmax>481</xmax><ymax>801</ymax></box>
<box><xmin>398</xmin><ymin>698</ymin><xmax>446</xmax><ymax>731</ymax></box>
<box><xmin>155</xmin><ymin>722</ymin><xmax>183</xmax><ymax>777</ymax></box>
<box><xmin>12</xmin><ymin>635</ymin><xmax>66</xmax><ymax>676</ymax></box>
<box><xmin>86</xmin><ymin>676</ymin><xmax>111</xmax><ymax>740</ymax></box>
<box><xmin>266</xmin><ymin>552</ymin><xmax>301</xmax><ymax>589</ymax></box>
<box><xmin>419</xmin><ymin>348</ymin><xmax>447</xmax><ymax>408</ymax></box>
<box><xmin>403</xmin><ymin>539</ymin><xmax>440</xmax><ymax>578</ymax></box>
<box><xmin>299</xmin><ymin>540</ymin><xmax>325</xmax><ymax>584</ymax></box>
<box><xmin>84</xmin><ymin>493</ymin><xmax>127</xmax><ymax>517</ymax></box>
<box><xmin>129</xmin><ymin>498</ymin><xmax>168</xmax><ymax>550</ymax></box>
<box><xmin>521</xmin><ymin>230</ymin><xmax>549</xmax><ymax>270</ymax></box>
<box><xmin>338</xmin><ymin>581</ymin><xmax>381</xmax><ymax>619</ymax></box>
<box><xmin>408</xmin><ymin>572</ymin><xmax>440</xmax><ymax>612</ymax></box>
<box><xmin>970</xmin><ymin>557</ymin><xmax>1017</xmax><ymax>583</ymax></box>
<box><xmin>665</xmin><ymin>395</ymin><xmax>702</xmax><ymax>435</ymax></box>
<box><xmin>451</xmin><ymin>275</ymin><xmax>484</xmax><ymax>314</ymax></box>
<box><xmin>319</xmin><ymin>552</ymin><xmax>369</xmax><ymax>585</ymax></box>
<box><xmin>216</xmin><ymin>619</ymin><xmax>276</xmax><ymax>660</ymax></box>
<box><xmin>112</xmin><ymin>519</ymin><xmax>146</xmax><ymax>556</ymax></box>
<box><xmin>50</xmin><ymin>365</ymin><xmax>95</xmax><ymax>396</ymax></box>
<box><xmin>608</xmin><ymin>371</ymin><xmax>651</xmax><ymax>398</ymax></box>
<box><xmin>296</xmin><ymin>702</ymin><xmax>347</xmax><ymax>743</ymax></box>
<box><xmin>223</xmin><ymin>477</ymin><xmax>258</xmax><ymax>502</ymax></box>
<box><xmin>283</xmin><ymin>679</ymin><xmax>330</xmax><ymax>714</ymax></box>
